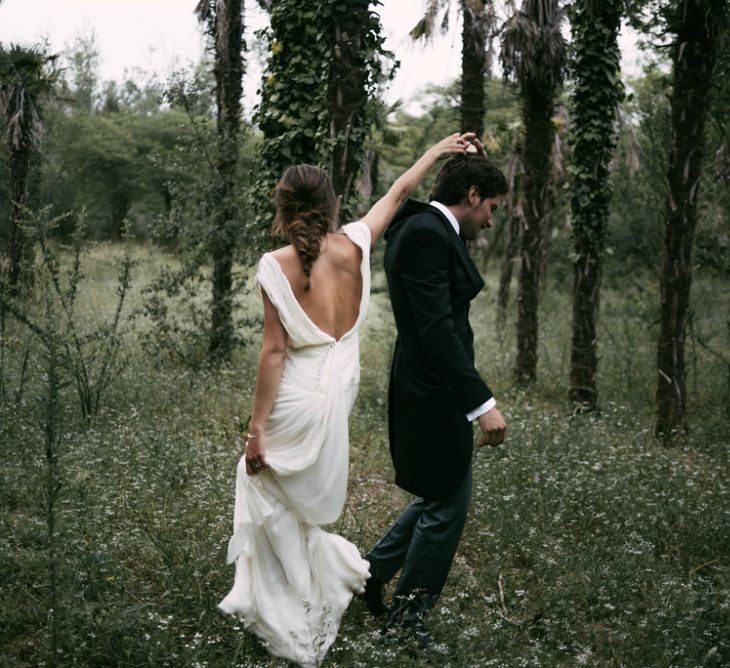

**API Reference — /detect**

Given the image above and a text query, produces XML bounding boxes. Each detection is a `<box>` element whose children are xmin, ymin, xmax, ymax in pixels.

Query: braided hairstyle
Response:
<box><xmin>272</xmin><ymin>164</ymin><xmax>339</xmax><ymax>290</ymax></box>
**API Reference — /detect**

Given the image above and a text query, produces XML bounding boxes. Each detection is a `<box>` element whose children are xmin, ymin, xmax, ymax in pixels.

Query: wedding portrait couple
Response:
<box><xmin>217</xmin><ymin>132</ymin><xmax>509</xmax><ymax>667</ymax></box>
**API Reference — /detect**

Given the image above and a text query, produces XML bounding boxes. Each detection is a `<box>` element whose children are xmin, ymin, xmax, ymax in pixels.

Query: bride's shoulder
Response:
<box><xmin>269</xmin><ymin>243</ymin><xmax>295</xmax><ymax>259</ymax></box>
<box><xmin>267</xmin><ymin>245</ymin><xmax>298</xmax><ymax>268</ymax></box>
<box><xmin>327</xmin><ymin>230</ymin><xmax>362</xmax><ymax>259</ymax></box>
<box><xmin>337</xmin><ymin>221</ymin><xmax>371</xmax><ymax>249</ymax></box>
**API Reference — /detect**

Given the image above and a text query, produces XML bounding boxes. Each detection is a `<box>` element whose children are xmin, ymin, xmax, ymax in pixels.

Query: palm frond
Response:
<box><xmin>0</xmin><ymin>43</ymin><xmax>59</xmax><ymax>151</ymax></box>
<box><xmin>500</xmin><ymin>0</ymin><xmax>566</xmax><ymax>89</ymax></box>
<box><xmin>410</xmin><ymin>0</ymin><xmax>451</xmax><ymax>42</ymax></box>
<box><xmin>194</xmin><ymin>0</ymin><xmax>213</xmax><ymax>24</ymax></box>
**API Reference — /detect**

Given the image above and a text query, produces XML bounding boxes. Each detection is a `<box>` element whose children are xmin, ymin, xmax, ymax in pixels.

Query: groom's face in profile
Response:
<box><xmin>459</xmin><ymin>192</ymin><xmax>501</xmax><ymax>241</ymax></box>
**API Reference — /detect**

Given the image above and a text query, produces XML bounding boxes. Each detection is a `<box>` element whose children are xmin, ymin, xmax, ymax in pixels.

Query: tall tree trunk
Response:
<box><xmin>8</xmin><ymin>147</ymin><xmax>30</xmax><ymax>294</ymax></box>
<box><xmin>655</xmin><ymin>0</ymin><xmax>722</xmax><ymax>436</ymax></box>
<box><xmin>515</xmin><ymin>85</ymin><xmax>554</xmax><ymax>384</ymax></box>
<box><xmin>498</xmin><ymin>207</ymin><xmax>521</xmax><ymax>316</ymax></box>
<box><xmin>209</xmin><ymin>0</ymin><xmax>244</xmax><ymax>361</ymax></box>
<box><xmin>461</xmin><ymin>0</ymin><xmax>490</xmax><ymax>137</ymax></box>
<box><xmin>568</xmin><ymin>0</ymin><xmax>622</xmax><ymax>410</ymax></box>
<box><xmin>358</xmin><ymin>147</ymin><xmax>379</xmax><ymax>203</ymax></box>
<box><xmin>328</xmin><ymin>3</ymin><xmax>368</xmax><ymax>211</ymax></box>
<box><xmin>110</xmin><ymin>187</ymin><xmax>131</xmax><ymax>242</ymax></box>
<box><xmin>497</xmin><ymin>150</ymin><xmax>523</xmax><ymax>317</ymax></box>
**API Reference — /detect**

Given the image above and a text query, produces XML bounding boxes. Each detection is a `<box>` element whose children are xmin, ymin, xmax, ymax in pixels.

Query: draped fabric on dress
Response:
<box><xmin>219</xmin><ymin>222</ymin><xmax>372</xmax><ymax>667</ymax></box>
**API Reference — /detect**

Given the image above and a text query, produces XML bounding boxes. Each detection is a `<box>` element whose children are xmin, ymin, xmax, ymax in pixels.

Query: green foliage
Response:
<box><xmin>137</xmin><ymin>71</ymin><xmax>259</xmax><ymax>367</ymax></box>
<box><xmin>252</xmin><ymin>0</ymin><xmax>391</xmax><ymax>230</ymax></box>
<box><xmin>605</xmin><ymin>68</ymin><xmax>670</xmax><ymax>279</ymax></box>
<box><xmin>696</xmin><ymin>47</ymin><xmax>730</xmax><ymax>277</ymax></box>
<box><xmin>566</xmin><ymin>0</ymin><xmax>624</xmax><ymax>407</ymax></box>
<box><xmin>34</xmin><ymin>35</ymin><xmax>217</xmax><ymax>242</ymax></box>
<box><xmin>0</xmin><ymin>209</ymin><xmax>136</xmax><ymax>423</ymax></box>
<box><xmin>567</xmin><ymin>0</ymin><xmax>623</xmax><ymax>255</ymax></box>
<box><xmin>41</xmin><ymin>107</ymin><xmax>205</xmax><ymax>240</ymax></box>
<box><xmin>61</xmin><ymin>30</ymin><xmax>100</xmax><ymax>113</ymax></box>
<box><xmin>1</xmin><ymin>247</ymin><xmax>728</xmax><ymax>666</ymax></box>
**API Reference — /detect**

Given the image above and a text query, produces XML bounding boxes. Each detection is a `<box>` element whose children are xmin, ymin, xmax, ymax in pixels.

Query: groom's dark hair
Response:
<box><xmin>429</xmin><ymin>155</ymin><xmax>508</xmax><ymax>205</ymax></box>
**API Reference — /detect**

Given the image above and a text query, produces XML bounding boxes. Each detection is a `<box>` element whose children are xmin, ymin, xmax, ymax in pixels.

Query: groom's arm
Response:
<box><xmin>397</xmin><ymin>216</ymin><xmax>492</xmax><ymax>415</ymax></box>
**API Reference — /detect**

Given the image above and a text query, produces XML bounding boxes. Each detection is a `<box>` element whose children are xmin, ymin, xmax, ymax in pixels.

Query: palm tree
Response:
<box><xmin>568</xmin><ymin>0</ymin><xmax>623</xmax><ymax>411</ymax></box>
<box><xmin>461</xmin><ymin>0</ymin><xmax>493</xmax><ymax>137</ymax></box>
<box><xmin>411</xmin><ymin>0</ymin><xmax>495</xmax><ymax>138</ymax></box>
<box><xmin>655</xmin><ymin>0</ymin><xmax>728</xmax><ymax>436</ymax></box>
<box><xmin>0</xmin><ymin>43</ymin><xmax>58</xmax><ymax>293</ymax></box>
<box><xmin>194</xmin><ymin>0</ymin><xmax>245</xmax><ymax>361</ymax></box>
<box><xmin>500</xmin><ymin>0</ymin><xmax>566</xmax><ymax>385</ymax></box>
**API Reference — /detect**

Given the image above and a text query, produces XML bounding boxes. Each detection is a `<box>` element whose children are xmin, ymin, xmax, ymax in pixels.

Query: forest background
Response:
<box><xmin>1</xmin><ymin>1</ymin><xmax>729</xmax><ymax>666</ymax></box>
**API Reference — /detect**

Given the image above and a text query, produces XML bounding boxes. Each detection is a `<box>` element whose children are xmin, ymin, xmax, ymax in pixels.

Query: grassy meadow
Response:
<box><xmin>1</xmin><ymin>242</ymin><xmax>729</xmax><ymax>667</ymax></box>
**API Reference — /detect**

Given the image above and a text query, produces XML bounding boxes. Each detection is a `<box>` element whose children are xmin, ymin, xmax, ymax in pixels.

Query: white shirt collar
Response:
<box><xmin>429</xmin><ymin>200</ymin><xmax>459</xmax><ymax>236</ymax></box>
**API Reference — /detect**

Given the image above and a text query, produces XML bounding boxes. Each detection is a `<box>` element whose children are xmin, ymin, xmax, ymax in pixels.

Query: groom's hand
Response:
<box><xmin>467</xmin><ymin>136</ymin><xmax>488</xmax><ymax>159</ymax></box>
<box><xmin>477</xmin><ymin>408</ymin><xmax>507</xmax><ymax>447</ymax></box>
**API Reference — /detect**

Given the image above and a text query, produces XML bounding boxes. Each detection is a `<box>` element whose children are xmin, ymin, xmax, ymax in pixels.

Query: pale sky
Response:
<box><xmin>0</xmin><ymin>0</ymin><xmax>644</xmax><ymax>115</ymax></box>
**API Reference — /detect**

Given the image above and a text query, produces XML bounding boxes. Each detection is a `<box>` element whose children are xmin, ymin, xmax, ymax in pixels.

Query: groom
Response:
<box><xmin>362</xmin><ymin>148</ymin><xmax>508</xmax><ymax>646</ymax></box>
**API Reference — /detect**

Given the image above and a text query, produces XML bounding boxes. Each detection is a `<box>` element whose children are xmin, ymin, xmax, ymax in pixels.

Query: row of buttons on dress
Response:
<box><xmin>315</xmin><ymin>341</ymin><xmax>337</xmax><ymax>390</ymax></box>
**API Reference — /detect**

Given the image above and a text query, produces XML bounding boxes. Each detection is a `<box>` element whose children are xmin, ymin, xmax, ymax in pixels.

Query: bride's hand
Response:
<box><xmin>431</xmin><ymin>132</ymin><xmax>477</xmax><ymax>160</ymax></box>
<box><xmin>245</xmin><ymin>433</ymin><xmax>268</xmax><ymax>475</ymax></box>
<box><xmin>468</xmin><ymin>135</ymin><xmax>488</xmax><ymax>158</ymax></box>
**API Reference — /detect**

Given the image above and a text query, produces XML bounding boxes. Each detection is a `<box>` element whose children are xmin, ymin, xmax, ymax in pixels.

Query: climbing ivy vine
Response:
<box><xmin>252</xmin><ymin>0</ymin><xmax>391</xmax><ymax>233</ymax></box>
<box><xmin>568</xmin><ymin>0</ymin><xmax>624</xmax><ymax>409</ymax></box>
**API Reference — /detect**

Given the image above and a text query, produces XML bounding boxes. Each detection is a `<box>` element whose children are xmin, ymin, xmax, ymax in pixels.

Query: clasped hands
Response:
<box><xmin>434</xmin><ymin>132</ymin><xmax>489</xmax><ymax>160</ymax></box>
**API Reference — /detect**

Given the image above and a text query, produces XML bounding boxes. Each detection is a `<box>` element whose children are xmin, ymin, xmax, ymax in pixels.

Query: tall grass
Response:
<box><xmin>1</xmin><ymin>244</ymin><xmax>728</xmax><ymax>667</ymax></box>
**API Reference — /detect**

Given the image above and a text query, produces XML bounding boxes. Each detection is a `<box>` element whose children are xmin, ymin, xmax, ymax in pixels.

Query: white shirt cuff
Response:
<box><xmin>466</xmin><ymin>397</ymin><xmax>496</xmax><ymax>422</ymax></box>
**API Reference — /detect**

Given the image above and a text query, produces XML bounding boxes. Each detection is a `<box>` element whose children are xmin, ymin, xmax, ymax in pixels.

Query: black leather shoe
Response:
<box><xmin>359</xmin><ymin>575</ymin><xmax>389</xmax><ymax>618</ymax></box>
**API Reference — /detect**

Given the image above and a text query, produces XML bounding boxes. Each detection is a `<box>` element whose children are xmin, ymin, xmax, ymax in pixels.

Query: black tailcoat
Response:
<box><xmin>383</xmin><ymin>200</ymin><xmax>492</xmax><ymax>500</ymax></box>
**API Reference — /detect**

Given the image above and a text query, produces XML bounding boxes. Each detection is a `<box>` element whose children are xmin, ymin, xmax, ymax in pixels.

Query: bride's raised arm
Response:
<box><xmin>358</xmin><ymin>132</ymin><xmax>476</xmax><ymax>245</ymax></box>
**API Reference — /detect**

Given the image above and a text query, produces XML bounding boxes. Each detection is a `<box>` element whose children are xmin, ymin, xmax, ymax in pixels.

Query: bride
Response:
<box><xmin>218</xmin><ymin>132</ymin><xmax>476</xmax><ymax>666</ymax></box>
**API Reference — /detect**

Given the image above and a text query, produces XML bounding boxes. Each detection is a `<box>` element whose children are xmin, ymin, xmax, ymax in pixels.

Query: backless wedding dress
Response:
<box><xmin>219</xmin><ymin>222</ymin><xmax>371</xmax><ymax>667</ymax></box>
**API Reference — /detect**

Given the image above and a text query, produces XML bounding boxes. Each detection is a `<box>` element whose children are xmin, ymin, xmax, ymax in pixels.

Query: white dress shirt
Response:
<box><xmin>429</xmin><ymin>201</ymin><xmax>496</xmax><ymax>422</ymax></box>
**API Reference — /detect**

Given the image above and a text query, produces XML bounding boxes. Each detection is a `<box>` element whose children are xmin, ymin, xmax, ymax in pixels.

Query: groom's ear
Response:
<box><xmin>467</xmin><ymin>185</ymin><xmax>481</xmax><ymax>207</ymax></box>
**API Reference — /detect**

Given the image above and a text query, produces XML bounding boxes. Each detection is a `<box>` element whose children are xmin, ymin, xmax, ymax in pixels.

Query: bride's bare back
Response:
<box><xmin>270</xmin><ymin>232</ymin><xmax>363</xmax><ymax>340</ymax></box>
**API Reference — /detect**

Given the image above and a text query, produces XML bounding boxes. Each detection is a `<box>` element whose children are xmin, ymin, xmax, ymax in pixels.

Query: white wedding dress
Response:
<box><xmin>219</xmin><ymin>222</ymin><xmax>371</xmax><ymax>667</ymax></box>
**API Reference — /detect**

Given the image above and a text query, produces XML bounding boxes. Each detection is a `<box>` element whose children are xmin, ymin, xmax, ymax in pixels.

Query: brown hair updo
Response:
<box><xmin>272</xmin><ymin>164</ymin><xmax>339</xmax><ymax>290</ymax></box>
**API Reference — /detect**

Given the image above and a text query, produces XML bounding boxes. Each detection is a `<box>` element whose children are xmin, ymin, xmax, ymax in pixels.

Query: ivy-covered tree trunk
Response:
<box><xmin>460</xmin><ymin>0</ymin><xmax>491</xmax><ymax>137</ymax></box>
<box><xmin>255</xmin><ymin>0</ymin><xmax>386</xmax><ymax>227</ymax></box>
<box><xmin>655</xmin><ymin>0</ymin><xmax>726</xmax><ymax>436</ymax></box>
<box><xmin>328</xmin><ymin>2</ymin><xmax>373</xmax><ymax>210</ymax></box>
<box><xmin>255</xmin><ymin>1</ymin><xmax>321</xmax><ymax>210</ymax></box>
<box><xmin>568</xmin><ymin>0</ymin><xmax>623</xmax><ymax>410</ymax></box>
<box><xmin>515</xmin><ymin>86</ymin><xmax>554</xmax><ymax>383</ymax></box>
<box><xmin>206</xmin><ymin>0</ymin><xmax>245</xmax><ymax>360</ymax></box>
